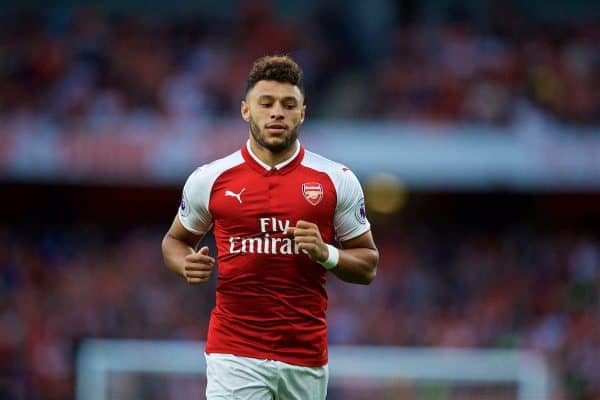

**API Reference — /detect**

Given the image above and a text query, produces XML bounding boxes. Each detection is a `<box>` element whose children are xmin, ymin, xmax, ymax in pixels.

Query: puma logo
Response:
<box><xmin>225</xmin><ymin>188</ymin><xmax>246</xmax><ymax>204</ymax></box>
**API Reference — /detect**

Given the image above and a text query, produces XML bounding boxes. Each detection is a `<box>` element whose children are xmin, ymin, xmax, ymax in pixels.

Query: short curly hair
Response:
<box><xmin>246</xmin><ymin>55</ymin><xmax>304</xmax><ymax>96</ymax></box>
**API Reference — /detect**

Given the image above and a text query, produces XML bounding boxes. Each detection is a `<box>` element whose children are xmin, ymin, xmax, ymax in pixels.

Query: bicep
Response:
<box><xmin>165</xmin><ymin>214</ymin><xmax>205</xmax><ymax>249</ymax></box>
<box><xmin>340</xmin><ymin>230</ymin><xmax>377</xmax><ymax>251</ymax></box>
<box><xmin>335</xmin><ymin>230</ymin><xmax>379</xmax><ymax>284</ymax></box>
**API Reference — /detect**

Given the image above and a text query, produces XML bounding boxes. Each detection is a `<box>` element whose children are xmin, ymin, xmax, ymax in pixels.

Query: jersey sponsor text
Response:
<box><xmin>229</xmin><ymin>217</ymin><xmax>301</xmax><ymax>255</ymax></box>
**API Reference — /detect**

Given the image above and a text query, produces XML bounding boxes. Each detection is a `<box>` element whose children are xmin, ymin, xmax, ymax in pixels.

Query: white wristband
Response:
<box><xmin>319</xmin><ymin>244</ymin><xmax>339</xmax><ymax>270</ymax></box>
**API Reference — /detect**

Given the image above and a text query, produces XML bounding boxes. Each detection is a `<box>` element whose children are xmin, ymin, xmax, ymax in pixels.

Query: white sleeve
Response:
<box><xmin>333</xmin><ymin>169</ymin><xmax>371</xmax><ymax>242</ymax></box>
<box><xmin>178</xmin><ymin>167</ymin><xmax>214</xmax><ymax>235</ymax></box>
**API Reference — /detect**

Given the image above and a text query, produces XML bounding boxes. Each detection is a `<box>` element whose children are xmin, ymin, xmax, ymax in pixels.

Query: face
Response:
<box><xmin>241</xmin><ymin>80</ymin><xmax>306</xmax><ymax>154</ymax></box>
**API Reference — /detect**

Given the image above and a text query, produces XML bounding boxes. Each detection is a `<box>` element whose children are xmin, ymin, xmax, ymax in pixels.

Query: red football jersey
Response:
<box><xmin>178</xmin><ymin>141</ymin><xmax>370</xmax><ymax>366</ymax></box>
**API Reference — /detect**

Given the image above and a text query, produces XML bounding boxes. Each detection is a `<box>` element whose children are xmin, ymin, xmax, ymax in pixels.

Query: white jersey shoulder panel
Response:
<box><xmin>302</xmin><ymin>150</ymin><xmax>371</xmax><ymax>242</ymax></box>
<box><xmin>178</xmin><ymin>150</ymin><xmax>244</xmax><ymax>235</ymax></box>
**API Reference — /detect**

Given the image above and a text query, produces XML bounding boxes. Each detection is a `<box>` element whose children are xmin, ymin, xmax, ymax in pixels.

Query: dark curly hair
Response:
<box><xmin>246</xmin><ymin>55</ymin><xmax>304</xmax><ymax>97</ymax></box>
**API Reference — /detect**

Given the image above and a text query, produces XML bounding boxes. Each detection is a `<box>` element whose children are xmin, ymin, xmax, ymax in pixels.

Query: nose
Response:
<box><xmin>270</xmin><ymin>102</ymin><xmax>284</xmax><ymax>120</ymax></box>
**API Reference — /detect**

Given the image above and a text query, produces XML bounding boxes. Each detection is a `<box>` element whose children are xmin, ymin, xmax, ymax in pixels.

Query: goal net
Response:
<box><xmin>76</xmin><ymin>340</ymin><xmax>551</xmax><ymax>400</ymax></box>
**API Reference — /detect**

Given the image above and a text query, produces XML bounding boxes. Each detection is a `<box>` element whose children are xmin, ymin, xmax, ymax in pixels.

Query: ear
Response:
<box><xmin>300</xmin><ymin>104</ymin><xmax>306</xmax><ymax>124</ymax></box>
<box><xmin>241</xmin><ymin>100</ymin><xmax>250</xmax><ymax>122</ymax></box>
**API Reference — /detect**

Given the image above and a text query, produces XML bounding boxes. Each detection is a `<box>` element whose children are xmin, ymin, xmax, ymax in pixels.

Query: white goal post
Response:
<box><xmin>76</xmin><ymin>339</ymin><xmax>551</xmax><ymax>400</ymax></box>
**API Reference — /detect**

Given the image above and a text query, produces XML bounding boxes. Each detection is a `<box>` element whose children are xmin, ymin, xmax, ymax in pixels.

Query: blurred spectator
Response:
<box><xmin>1</xmin><ymin>224</ymin><xmax>598</xmax><ymax>399</ymax></box>
<box><xmin>0</xmin><ymin>8</ymin><xmax>597</xmax><ymax>125</ymax></box>
<box><xmin>1</xmin><ymin>2</ymin><xmax>599</xmax><ymax>399</ymax></box>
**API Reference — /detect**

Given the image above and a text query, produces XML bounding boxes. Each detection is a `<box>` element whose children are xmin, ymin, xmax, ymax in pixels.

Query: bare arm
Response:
<box><xmin>330</xmin><ymin>231</ymin><xmax>378</xmax><ymax>284</ymax></box>
<box><xmin>288</xmin><ymin>221</ymin><xmax>379</xmax><ymax>285</ymax></box>
<box><xmin>161</xmin><ymin>215</ymin><xmax>215</xmax><ymax>284</ymax></box>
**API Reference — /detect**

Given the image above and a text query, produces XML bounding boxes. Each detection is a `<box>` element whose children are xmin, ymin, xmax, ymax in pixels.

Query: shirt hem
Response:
<box><xmin>337</xmin><ymin>224</ymin><xmax>371</xmax><ymax>243</ymax></box>
<box><xmin>177</xmin><ymin>213</ymin><xmax>208</xmax><ymax>235</ymax></box>
<box><xmin>204</xmin><ymin>345</ymin><xmax>328</xmax><ymax>368</ymax></box>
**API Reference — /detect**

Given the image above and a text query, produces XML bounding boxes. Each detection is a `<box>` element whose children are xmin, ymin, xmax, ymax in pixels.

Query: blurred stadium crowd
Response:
<box><xmin>1</xmin><ymin>2</ymin><xmax>599</xmax><ymax>400</ymax></box>
<box><xmin>0</xmin><ymin>225</ymin><xmax>598</xmax><ymax>399</ymax></box>
<box><xmin>0</xmin><ymin>4</ymin><xmax>598</xmax><ymax>125</ymax></box>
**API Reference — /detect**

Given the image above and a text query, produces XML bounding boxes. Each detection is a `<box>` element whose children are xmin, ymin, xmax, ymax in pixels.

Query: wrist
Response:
<box><xmin>319</xmin><ymin>244</ymin><xmax>339</xmax><ymax>270</ymax></box>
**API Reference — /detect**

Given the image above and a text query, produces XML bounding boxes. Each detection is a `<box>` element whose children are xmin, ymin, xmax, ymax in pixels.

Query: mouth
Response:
<box><xmin>265</xmin><ymin>123</ymin><xmax>287</xmax><ymax>135</ymax></box>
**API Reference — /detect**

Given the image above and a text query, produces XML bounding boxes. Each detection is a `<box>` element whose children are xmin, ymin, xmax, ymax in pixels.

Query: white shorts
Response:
<box><xmin>205</xmin><ymin>353</ymin><xmax>328</xmax><ymax>400</ymax></box>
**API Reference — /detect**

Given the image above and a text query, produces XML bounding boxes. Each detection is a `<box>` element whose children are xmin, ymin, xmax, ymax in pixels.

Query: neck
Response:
<box><xmin>249</xmin><ymin>138</ymin><xmax>298</xmax><ymax>168</ymax></box>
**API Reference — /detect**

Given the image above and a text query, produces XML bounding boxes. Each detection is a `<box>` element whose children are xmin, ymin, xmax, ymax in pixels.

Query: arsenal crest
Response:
<box><xmin>302</xmin><ymin>182</ymin><xmax>323</xmax><ymax>206</ymax></box>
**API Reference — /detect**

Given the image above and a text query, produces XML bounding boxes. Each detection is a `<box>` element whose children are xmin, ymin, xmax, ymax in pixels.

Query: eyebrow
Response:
<box><xmin>257</xmin><ymin>95</ymin><xmax>298</xmax><ymax>103</ymax></box>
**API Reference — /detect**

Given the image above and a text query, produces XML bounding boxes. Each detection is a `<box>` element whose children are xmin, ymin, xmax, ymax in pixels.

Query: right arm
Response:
<box><xmin>163</xmin><ymin>165</ymin><xmax>216</xmax><ymax>284</ymax></box>
<box><xmin>161</xmin><ymin>215</ymin><xmax>215</xmax><ymax>284</ymax></box>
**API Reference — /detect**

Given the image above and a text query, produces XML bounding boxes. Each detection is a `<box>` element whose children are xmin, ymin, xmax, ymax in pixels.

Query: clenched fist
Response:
<box><xmin>183</xmin><ymin>246</ymin><xmax>215</xmax><ymax>284</ymax></box>
<box><xmin>286</xmin><ymin>220</ymin><xmax>328</xmax><ymax>263</ymax></box>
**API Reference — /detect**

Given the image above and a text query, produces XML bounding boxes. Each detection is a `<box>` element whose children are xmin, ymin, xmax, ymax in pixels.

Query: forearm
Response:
<box><xmin>161</xmin><ymin>234</ymin><xmax>196</xmax><ymax>276</ymax></box>
<box><xmin>328</xmin><ymin>246</ymin><xmax>379</xmax><ymax>285</ymax></box>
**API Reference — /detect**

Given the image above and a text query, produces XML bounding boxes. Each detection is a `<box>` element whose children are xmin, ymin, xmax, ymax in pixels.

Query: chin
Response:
<box><xmin>262</xmin><ymin>133</ymin><xmax>289</xmax><ymax>143</ymax></box>
<box><xmin>264</xmin><ymin>138</ymin><xmax>293</xmax><ymax>153</ymax></box>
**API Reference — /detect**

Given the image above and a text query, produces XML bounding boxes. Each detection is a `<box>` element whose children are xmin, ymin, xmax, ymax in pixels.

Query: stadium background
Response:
<box><xmin>0</xmin><ymin>0</ymin><xmax>598</xmax><ymax>399</ymax></box>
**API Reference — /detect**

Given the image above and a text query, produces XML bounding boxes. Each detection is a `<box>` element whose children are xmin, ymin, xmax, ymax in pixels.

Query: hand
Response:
<box><xmin>286</xmin><ymin>220</ymin><xmax>328</xmax><ymax>263</ymax></box>
<box><xmin>183</xmin><ymin>246</ymin><xmax>215</xmax><ymax>284</ymax></box>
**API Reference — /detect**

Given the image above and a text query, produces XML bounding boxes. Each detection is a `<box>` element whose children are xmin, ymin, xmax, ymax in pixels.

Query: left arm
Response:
<box><xmin>287</xmin><ymin>221</ymin><xmax>379</xmax><ymax>285</ymax></box>
<box><xmin>332</xmin><ymin>230</ymin><xmax>378</xmax><ymax>284</ymax></box>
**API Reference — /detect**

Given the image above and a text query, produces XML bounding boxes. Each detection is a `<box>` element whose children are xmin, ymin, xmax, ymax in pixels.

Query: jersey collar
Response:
<box><xmin>243</xmin><ymin>139</ymin><xmax>304</xmax><ymax>175</ymax></box>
